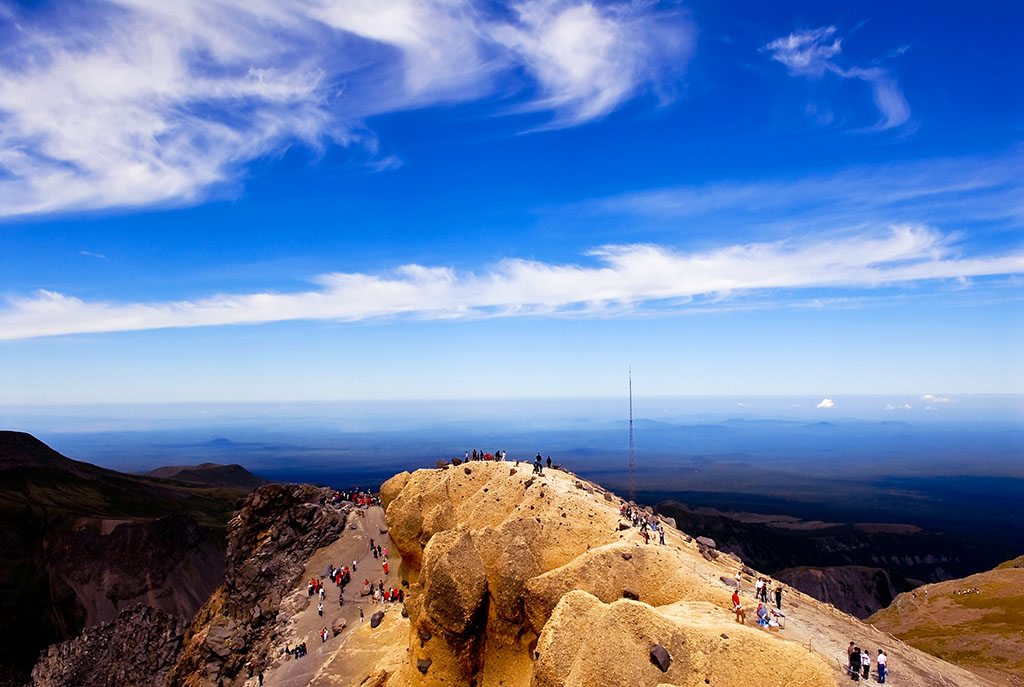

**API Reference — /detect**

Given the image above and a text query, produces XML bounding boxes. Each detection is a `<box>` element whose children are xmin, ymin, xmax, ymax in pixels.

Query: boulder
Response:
<box><xmin>435</xmin><ymin>459</ymin><xmax>449</xmax><ymax>469</ymax></box>
<box><xmin>420</xmin><ymin>530</ymin><xmax>487</xmax><ymax>635</ymax></box>
<box><xmin>331</xmin><ymin>617</ymin><xmax>347</xmax><ymax>636</ymax></box>
<box><xmin>416</xmin><ymin>658</ymin><xmax>432</xmax><ymax>674</ymax></box>
<box><xmin>452</xmin><ymin>457</ymin><xmax>463</xmax><ymax>466</ymax></box>
<box><xmin>370</xmin><ymin>611</ymin><xmax>385</xmax><ymax>628</ymax></box>
<box><xmin>650</xmin><ymin>644</ymin><xmax>671</xmax><ymax>672</ymax></box>
<box><xmin>696</xmin><ymin>536</ymin><xmax>716</xmax><ymax>549</ymax></box>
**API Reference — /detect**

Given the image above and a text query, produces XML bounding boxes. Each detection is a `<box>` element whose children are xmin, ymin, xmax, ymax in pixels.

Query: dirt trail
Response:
<box><xmin>249</xmin><ymin>504</ymin><xmax>403</xmax><ymax>687</ymax></box>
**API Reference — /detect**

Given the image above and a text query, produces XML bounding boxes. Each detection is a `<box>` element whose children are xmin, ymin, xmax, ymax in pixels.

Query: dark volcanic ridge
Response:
<box><xmin>146</xmin><ymin>462</ymin><xmax>268</xmax><ymax>489</ymax></box>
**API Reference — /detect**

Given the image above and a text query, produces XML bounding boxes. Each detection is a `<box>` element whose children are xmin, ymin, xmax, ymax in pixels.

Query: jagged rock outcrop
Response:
<box><xmin>30</xmin><ymin>605</ymin><xmax>187</xmax><ymax>687</ymax></box>
<box><xmin>774</xmin><ymin>565</ymin><xmax>917</xmax><ymax>618</ymax></box>
<box><xmin>169</xmin><ymin>483</ymin><xmax>350</xmax><ymax>687</ymax></box>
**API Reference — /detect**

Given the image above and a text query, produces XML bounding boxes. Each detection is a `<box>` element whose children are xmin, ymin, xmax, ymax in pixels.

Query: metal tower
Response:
<box><xmin>628</xmin><ymin>367</ymin><xmax>636</xmax><ymax>502</ymax></box>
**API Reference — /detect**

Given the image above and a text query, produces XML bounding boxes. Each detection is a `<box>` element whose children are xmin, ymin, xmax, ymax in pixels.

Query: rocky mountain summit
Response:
<box><xmin>365</xmin><ymin>462</ymin><xmax>993</xmax><ymax>687</ymax></box>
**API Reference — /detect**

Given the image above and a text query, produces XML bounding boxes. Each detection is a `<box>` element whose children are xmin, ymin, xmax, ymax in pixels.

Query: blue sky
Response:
<box><xmin>0</xmin><ymin>0</ymin><xmax>1022</xmax><ymax>406</ymax></box>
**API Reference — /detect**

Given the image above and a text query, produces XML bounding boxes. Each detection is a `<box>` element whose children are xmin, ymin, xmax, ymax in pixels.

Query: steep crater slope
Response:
<box><xmin>774</xmin><ymin>565</ymin><xmax>917</xmax><ymax>619</ymax></box>
<box><xmin>0</xmin><ymin>432</ymin><xmax>247</xmax><ymax>687</ymax></box>
<box><xmin>31</xmin><ymin>605</ymin><xmax>188</xmax><ymax>687</ymax></box>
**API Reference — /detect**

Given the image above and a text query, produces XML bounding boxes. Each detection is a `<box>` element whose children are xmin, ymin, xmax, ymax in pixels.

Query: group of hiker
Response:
<box><xmin>464</xmin><ymin>448</ymin><xmax>508</xmax><ymax>461</ymax></box>
<box><xmin>848</xmin><ymin>643</ymin><xmax>888</xmax><ymax>683</ymax></box>
<box><xmin>330</xmin><ymin>489</ymin><xmax>379</xmax><ymax>507</ymax></box>
<box><xmin>365</xmin><ymin>578</ymin><xmax>405</xmax><ymax>604</ymax></box>
<box><xmin>730</xmin><ymin>587</ymin><xmax>783</xmax><ymax>630</ymax></box>
<box><xmin>730</xmin><ymin>572</ymin><xmax>787</xmax><ymax>633</ymax></box>
<box><xmin>619</xmin><ymin>501</ymin><xmax>667</xmax><ymax>545</ymax></box>
<box><xmin>747</xmin><ymin>575</ymin><xmax>783</xmax><ymax>610</ymax></box>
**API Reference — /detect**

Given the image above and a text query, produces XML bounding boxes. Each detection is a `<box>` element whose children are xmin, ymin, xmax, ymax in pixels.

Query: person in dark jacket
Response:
<box><xmin>849</xmin><ymin>647</ymin><xmax>861</xmax><ymax>681</ymax></box>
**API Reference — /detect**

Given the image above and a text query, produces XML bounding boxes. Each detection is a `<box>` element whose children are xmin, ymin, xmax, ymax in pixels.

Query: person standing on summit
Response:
<box><xmin>534</xmin><ymin>453</ymin><xmax>543</xmax><ymax>474</ymax></box>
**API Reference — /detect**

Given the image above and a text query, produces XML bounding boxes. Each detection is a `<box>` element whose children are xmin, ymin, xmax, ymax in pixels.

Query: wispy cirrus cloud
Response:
<box><xmin>765</xmin><ymin>25</ymin><xmax>910</xmax><ymax>131</ymax></box>
<box><xmin>2</xmin><ymin>224</ymin><xmax>1022</xmax><ymax>340</ymax></box>
<box><xmin>586</xmin><ymin>152</ymin><xmax>1024</xmax><ymax>235</ymax></box>
<box><xmin>0</xmin><ymin>0</ymin><xmax>694</xmax><ymax>218</ymax></box>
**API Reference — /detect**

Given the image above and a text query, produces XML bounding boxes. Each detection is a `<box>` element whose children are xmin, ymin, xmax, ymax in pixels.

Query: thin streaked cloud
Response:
<box><xmin>583</xmin><ymin>152</ymin><xmax>1024</xmax><ymax>235</ymax></box>
<box><xmin>2</xmin><ymin>224</ymin><xmax>1021</xmax><ymax>340</ymax></box>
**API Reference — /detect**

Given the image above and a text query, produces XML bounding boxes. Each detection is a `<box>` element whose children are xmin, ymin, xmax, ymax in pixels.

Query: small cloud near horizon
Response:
<box><xmin>816</xmin><ymin>398</ymin><xmax>835</xmax><ymax>408</ymax></box>
<box><xmin>921</xmin><ymin>394</ymin><xmax>951</xmax><ymax>403</ymax></box>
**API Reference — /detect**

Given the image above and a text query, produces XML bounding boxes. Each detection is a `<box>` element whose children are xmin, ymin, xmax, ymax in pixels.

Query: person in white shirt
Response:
<box><xmin>861</xmin><ymin>650</ymin><xmax>870</xmax><ymax>680</ymax></box>
<box><xmin>877</xmin><ymin>650</ymin><xmax>888</xmax><ymax>683</ymax></box>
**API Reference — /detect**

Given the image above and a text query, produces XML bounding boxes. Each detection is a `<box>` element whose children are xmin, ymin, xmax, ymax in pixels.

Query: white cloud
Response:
<box><xmin>589</xmin><ymin>152</ymin><xmax>1024</xmax><ymax>232</ymax></box>
<box><xmin>3</xmin><ymin>224</ymin><xmax>1021</xmax><ymax>340</ymax></box>
<box><xmin>765</xmin><ymin>25</ymin><xmax>910</xmax><ymax>131</ymax></box>
<box><xmin>492</xmin><ymin>1</ymin><xmax>692</xmax><ymax>126</ymax></box>
<box><xmin>884</xmin><ymin>403</ymin><xmax>912</xmax><ymax>411</ymax></box>
<box><xmin>921</xmin><ymin>394</ymin><xmax>951</xmax><ymax>403</ymax></box>
<box><xmin>816</xmin><ymin>398</ymin><xmax>835</xmax><ymax>409</ymax></box>
<box><xmin>765</xmin><ymin>26</ymin><xmax>841</xmax><ymax>77</ymax></box>
<box><xmin>0</xmin><ymin>0</ymin><xmax>695</xmax><ymax>218</ymax></box>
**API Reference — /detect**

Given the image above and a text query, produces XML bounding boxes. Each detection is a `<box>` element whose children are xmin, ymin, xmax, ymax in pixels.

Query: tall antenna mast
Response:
<box><xmin>628</xmin><ymin>367</ymin><xmax>636</xmax><ymax>502</ymax></box>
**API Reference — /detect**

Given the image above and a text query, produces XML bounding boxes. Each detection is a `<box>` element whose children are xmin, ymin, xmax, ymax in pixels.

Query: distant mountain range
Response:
<box><xmin>0</xmin><ymin>431</ymin><xmax>263</xmax><ymax>687</ymax></box>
